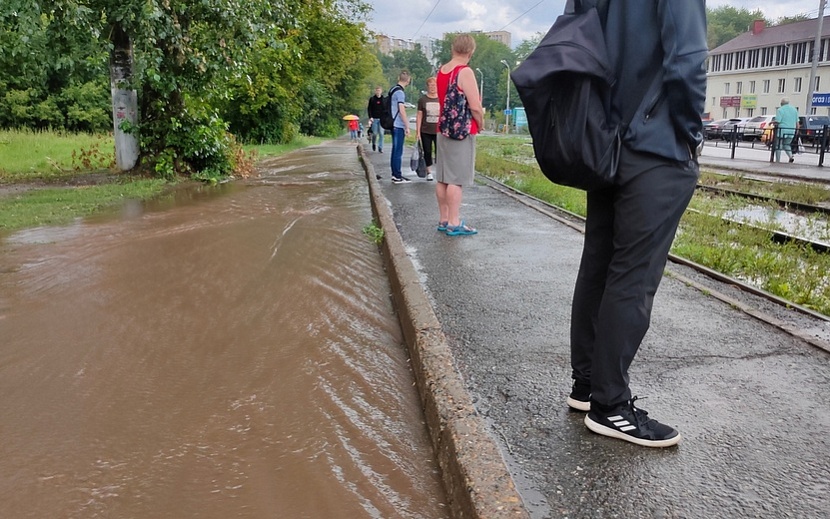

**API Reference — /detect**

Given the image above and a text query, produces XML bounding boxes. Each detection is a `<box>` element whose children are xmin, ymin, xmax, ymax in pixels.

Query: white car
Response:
<box><xmin>742</xmin><ymin>115</ymin><xmax>776</xmax><ymax>141</ymax></box>
<box><xmin>409</xmin><ymin>116</ymin><xmax>417</xmax><ymax>131</ymax></box>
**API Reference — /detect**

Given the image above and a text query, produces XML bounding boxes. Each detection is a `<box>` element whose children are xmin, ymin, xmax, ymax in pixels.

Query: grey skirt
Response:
<box><xmin>435</xmin><ymin>133</ymin><xmax>476</xmax><ymax>186</ymax></box>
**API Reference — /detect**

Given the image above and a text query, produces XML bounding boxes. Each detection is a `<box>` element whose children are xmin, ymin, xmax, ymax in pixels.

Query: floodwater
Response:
<box><xmin>0</xmin><ymin>141</ymin><xmax>449</xmax><ymax>518</ymax></box>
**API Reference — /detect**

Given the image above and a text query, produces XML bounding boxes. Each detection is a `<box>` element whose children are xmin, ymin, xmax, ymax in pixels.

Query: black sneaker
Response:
<box><xmin>567</xmin><ymin>380</ymin><xmax>591</xmax><ymax>411</ymax></box>
<box><xmin>372</xmin><ymin>143</ymin><xmax>376</xmax><ymax>151</ymax></box>
<box><xmin>584</xmin><ymin>397</ymin><xmax>681</xmax><ymax>448</ymax></box>
<box><xmin>391</xmin><ymin>176</ymin><xmax>411</xmax><ymax>184</ymax></box>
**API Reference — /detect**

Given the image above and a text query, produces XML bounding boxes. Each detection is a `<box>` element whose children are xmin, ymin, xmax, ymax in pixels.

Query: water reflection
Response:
<box><xmin>0</xmin><ymin>142</ymin><xmax>448</xmax><ymax>518</ymax></box>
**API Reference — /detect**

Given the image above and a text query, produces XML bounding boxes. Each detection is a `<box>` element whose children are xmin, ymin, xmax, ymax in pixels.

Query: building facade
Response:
<box><xmin>707</xmin><ymin>17</ymin><xmax>830</xmax><ymax>119</ymax></box>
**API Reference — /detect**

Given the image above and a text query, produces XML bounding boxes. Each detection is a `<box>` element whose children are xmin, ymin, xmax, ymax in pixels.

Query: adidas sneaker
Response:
<box><xmin>566</xmin><ymin>380</ymin><xmax>591</xmax><ymax>411</ymax></box>
<box><xmin>584</xmin><ymin>397</ymin><xmax>681</xmax><ymax>448</ymax></box>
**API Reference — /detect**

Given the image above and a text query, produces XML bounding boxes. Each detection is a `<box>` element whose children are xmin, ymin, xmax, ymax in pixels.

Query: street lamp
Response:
<box><xmin>475</xmin><ymin>67</ymin><xmax>484</xmax><ymax>107</ymax></box>
<box><xmin>500</xmin><ymin>60</ymin><xmax>511</xmax><ymax>133</ymax></box>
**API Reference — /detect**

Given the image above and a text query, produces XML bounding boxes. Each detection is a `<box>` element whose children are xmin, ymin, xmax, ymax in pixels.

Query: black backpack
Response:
<box><xmin>512</xmin><ymin>0</ymin><xmax>622</xmax><ymax>191</ymax></box>
<box><xmin>379</xmin><ymin>85</ymin><xmax>403</xmax><ymax>131</ymax></box>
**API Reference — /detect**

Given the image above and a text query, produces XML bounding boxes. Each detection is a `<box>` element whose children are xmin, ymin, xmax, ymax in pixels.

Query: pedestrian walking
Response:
<box><xmin>367</xmin><ymin>86</ymin><xmax>385</xmax><ymax>153</ymax></box>
<box><xmin>775</xmin><ymin>98</ymin><xmax>798</xmax><ymax>163</ymax></box>
<box><xmin>435</xmin><ymin>34</ymin><xmax>484</xmax><ymax>235</ymax></box>
<box><xmin>566</xmin><ymin>0</ymin><xmax>707</xmax><ymax>448</ymax></box>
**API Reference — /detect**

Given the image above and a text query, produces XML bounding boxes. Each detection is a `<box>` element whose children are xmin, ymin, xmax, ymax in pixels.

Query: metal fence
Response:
<box><xmin>705</xmin><ymin>124</ymin><xmax>830</xmax><ymax>165</ymax></box>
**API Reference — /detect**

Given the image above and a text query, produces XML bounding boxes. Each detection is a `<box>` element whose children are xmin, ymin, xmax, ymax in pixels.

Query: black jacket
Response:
<box><xmin>568</xmin><ymin>0</ymin><xmax>707</xmax><ymax>162</ymax></box>
<box><xmin>367</xmin><ymin>95</ymin><xmax>384</xmax><ymax>119</ymax></box>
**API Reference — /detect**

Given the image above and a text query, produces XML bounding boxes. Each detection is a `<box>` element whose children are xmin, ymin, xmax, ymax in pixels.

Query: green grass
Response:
<box><xmin>246</xmin><ymin>135</ymin><xmax>327</xmax><ymax>158</ymax></box>
<box><xmin>0</xmin><ymin>130</ymin><xmax>325</xmax><ymax>233</ymax></box>
<box><xmin>0</xmin><ymin>128</ymin><xmax>114</xmax><ymax>182</ymax></box>
<box><xmin>0</xmin><ymin>178</ymin><xmax>170</xmax><ymax>233</ymax></box>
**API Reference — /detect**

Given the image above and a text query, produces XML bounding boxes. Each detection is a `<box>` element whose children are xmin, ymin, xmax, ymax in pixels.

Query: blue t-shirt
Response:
<box><xmin>392</xmin><ymin>86</ymin><xmax>406</xmax><ymax>129</ymax></box>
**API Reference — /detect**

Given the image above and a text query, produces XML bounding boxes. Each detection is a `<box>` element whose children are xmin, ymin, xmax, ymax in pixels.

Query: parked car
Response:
<box><xmin>719</xmin><ymin>117</ymin><xmax>750</xmax><ymax>140</ymax></box>
<box><xmin>703</xmin><ymin>119</ymin><xmax>733</xmax><ymax>140</ymax></box>
<box><xmin>742</xmin><ymin>115</ymin><xmax>777</xmax><ymax>140</ymax></box>
<box><xmin>798</xmin><ymin>115</ymin><xmax>830</xmax><ymax>143</ymax></box>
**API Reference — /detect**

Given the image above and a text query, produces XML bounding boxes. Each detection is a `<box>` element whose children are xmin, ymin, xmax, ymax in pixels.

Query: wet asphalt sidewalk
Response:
<box><xmin>358</xmin><ymin>138</ymin><xmax>830</xmax><ymax>518</ymax></box>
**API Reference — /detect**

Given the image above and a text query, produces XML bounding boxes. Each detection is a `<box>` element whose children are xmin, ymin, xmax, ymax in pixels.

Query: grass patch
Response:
<box><xmin>476</xmin><ymin>136</ymin><xmax>586</xmax><ymax>216</ymax></box>
<box><xmin>0</xmin><ymin>128</ymin><xmax>115</xmax><ymax>182</ymax></box>
<box><xmin>0</xmin><ymin>131</ymin><xmax>325</xmax><ymax>233</ymax></box>
<box><xmin>246</xmin><ymin>135</ymin><xmax>327</xmax><ymax>158</ymax></box>
<box><xmin>699</xmin><ymin>170</ymin><xmax>830</xmax><ymax>205</ymax></box>
<box><xmin>0</xmin><ymin>178</ymin><xmax>169</xmax><ymax>233</ymax></box>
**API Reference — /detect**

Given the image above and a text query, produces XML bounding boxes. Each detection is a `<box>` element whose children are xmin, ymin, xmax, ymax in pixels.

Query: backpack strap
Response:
<box><xmin>389</xmin><ymin>84</ymin><xmax>403</xmax><ymax>122</ymax></box>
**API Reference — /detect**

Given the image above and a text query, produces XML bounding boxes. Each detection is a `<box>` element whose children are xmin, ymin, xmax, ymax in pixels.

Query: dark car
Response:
<box><xmin>703</xmin><ymin>119</ymin><xmax>732</xmax><ymax>139</ymax></box>
<box><xmin>719</xmin><ymin>117</ymin><xmax>750</xmax><ymax>140</ymax></box>
<box><xmin>797</xmin><ymin>115</ymin><xmax>830</xmax><ymax>143</ymax></box>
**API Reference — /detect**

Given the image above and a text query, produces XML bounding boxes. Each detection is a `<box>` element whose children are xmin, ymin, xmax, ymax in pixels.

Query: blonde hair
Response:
<box><xmin>425</xmin><ymin>77</ymin><xmax>437</xmax><ymax>86</ymax></box>
<box><xmin>452</xmin><ymin>34</ymin><xmax>476</xmax><ymax>56</ymax></box>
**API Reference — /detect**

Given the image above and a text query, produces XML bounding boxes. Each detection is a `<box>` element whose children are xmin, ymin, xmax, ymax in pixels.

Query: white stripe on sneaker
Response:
<box><xmin>609</xmin><ymin>415</ymin><xmax>637</xmax><ymax>432</ymax></box>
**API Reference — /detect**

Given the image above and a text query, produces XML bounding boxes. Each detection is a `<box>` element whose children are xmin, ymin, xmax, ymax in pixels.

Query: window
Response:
<box><xmin>750</xmin><ymin>81</ymin><xmax>756</xmax><ymax>93</ymax></box>
<box><xmin>746</xmin><ymin>108</ymin><xmax>754</xmax><ymax>117</ymax></box>
<box><xmin>817</xmin><ymin>76</ymin><xmax>822</xmax><ymax>91</ymax></box>
<box><xmin>778</xmin><ymin>78</ymin><xmax>786</xmax><ymax>93</ymax></box>
<box><xmin>795</xmin><ymin>77</ymin><xmax>802</xmax><ymax>93</ymax></box>
<box><xmin>748</xmin><ymin>49</ymin><xmax>760</xmax><ymax>68</ymax></box>
<box><xmin>763</xmin><ymin>80</ymin><xmax>770</xmax><ymax>93</ymax></box>
<box><xmin>724</xmin><ymin>82</ymin><xmax>730</xmax><ymax>94</ymax></box>
<box><xmin>761</xmin><ymin>107</ymin><xmax>768</xmax><ymax>115</ymax></box>
<box><xmin>776</xmin><ymin>44</ymin><xmax>789</xmax><ymax>66</ymax></box>
<box><xmin>724</xmin><ymin>53</ymin><xmax>734</xmax><ymax>70</ymax></box>
<box><xmin>762</xmin><ymin>47</ymin><xmax>774</xmax><ymax>67</ymax></box>
<box><xmin>793</xmin><ymin>42</ymin><xmax>808</xmax><ymax>64</ymax></box>
<box><xmin>722</xmin><ymin>109</ymin><xmax>728</xmax><ymax>118</ymax></box>
<box><xmin>736</xmin><ymin>51</ymin><xmax>747</xmax><ymax>69</ymax></box>
<box><xmin>736</xmin><ymin>82</ymin><xmax>743</xmax><ymax>94</ymax></box>
<box><xmin>711</xmin><ymin>54</ymin><xmax>722</xmax><ymax>72</ymax></box>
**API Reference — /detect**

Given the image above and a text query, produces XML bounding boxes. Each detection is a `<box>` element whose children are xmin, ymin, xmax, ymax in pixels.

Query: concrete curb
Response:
<box><xmin>356</xmin><ymin>146</ymin><xmax>530</xmax><ymax>519</ymax></box>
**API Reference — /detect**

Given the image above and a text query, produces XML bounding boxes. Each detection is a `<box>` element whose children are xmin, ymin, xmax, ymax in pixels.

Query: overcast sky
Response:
<box><xmin>363</xmin><ymin>1</ymin><xmax>828</xmax><ymax>47</ymax></box>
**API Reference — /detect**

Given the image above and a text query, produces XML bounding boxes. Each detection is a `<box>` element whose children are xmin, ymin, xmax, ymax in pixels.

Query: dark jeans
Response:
<box><xmin>420</xmin><ymin>132</ymin><xmax>437</xmax><ymax>167</ymax></box>
<box><xmin>391</xmin><ymin>127</ymin><xmax>405</xmax><ymax>178</ymax></box>
<box><xmin>570</xmin><ymin>147</ymin><xmax>699</xmax><ymax>407</ymax></box>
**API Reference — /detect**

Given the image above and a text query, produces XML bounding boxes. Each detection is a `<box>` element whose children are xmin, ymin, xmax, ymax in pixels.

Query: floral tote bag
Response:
<box><xmin>439</xmin><ymin>67</ymin><xmax>472</xmax><ymax>140</ymax></box>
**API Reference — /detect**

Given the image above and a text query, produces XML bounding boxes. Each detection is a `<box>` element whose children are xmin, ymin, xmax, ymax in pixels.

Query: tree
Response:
<box><xmin>707</xmin><ymin>6</ymin><xmax>767</xmax><ymax>49</ymax></box>
<box><xmin>1</xmin><ymin>0</ymin><xmax>374</xmax><ymax>178</ymax></box>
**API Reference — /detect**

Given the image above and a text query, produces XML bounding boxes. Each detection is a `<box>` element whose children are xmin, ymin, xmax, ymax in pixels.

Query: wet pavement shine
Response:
<box><xmin>0</xmin><ymin>142</ymin><xmax>449</xmax><ymax>518</ymax></box>
<box><xmin>363</xmin><ymin>138</ymin><xmax>830</xmax><ymax>518</ymax></box>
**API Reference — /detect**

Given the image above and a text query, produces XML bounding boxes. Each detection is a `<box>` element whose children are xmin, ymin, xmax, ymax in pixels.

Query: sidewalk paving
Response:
<box><xmin>359</xmin><ymin>140</ymin><xmax>830</xmax><ymax>518</ymax></box>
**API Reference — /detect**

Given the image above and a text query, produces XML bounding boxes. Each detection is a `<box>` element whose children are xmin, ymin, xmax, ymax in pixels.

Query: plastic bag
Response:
<box><xmin>410</xmin><ymin>144</ymin><xmax>420</xmax><ymax>171</ymax></box>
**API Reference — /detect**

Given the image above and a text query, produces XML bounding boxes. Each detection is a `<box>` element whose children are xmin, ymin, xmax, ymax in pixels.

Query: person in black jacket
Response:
<box><xmin>566</xmin><ymin>0</ymin><xmax>707</xmax><ymax>448</ymax></box>
<box><xmin>366</xmin><ymin>86</ymin><xmax>385</xmax><ymax>152</ymax></box>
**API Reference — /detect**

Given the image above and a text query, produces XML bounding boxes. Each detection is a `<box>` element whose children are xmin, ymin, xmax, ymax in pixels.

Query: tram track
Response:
<box><xmin>480</xmin><ymin>174</ymin><xmax>830</xmax><ymax>355</ymax></box>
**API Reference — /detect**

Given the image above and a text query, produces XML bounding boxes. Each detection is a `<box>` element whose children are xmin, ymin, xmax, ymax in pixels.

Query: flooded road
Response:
<box><xmin>0</xmin><ymin>141</ymin><xmax>449</xmax><ymax>518</ymax></box>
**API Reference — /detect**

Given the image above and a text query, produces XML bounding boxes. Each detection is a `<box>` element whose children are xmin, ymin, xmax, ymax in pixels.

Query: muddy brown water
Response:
<box><xmin>0</xmin><ymin>142</ymin><xmax>449</xmax><ymax>518</ymax></box>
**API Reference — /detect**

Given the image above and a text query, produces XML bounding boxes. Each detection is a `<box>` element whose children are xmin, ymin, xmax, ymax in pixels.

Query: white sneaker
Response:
<box><xmin>426</xmin><ymin>173</ymin><xmax>434</xmax><ymax>181</ymax></box>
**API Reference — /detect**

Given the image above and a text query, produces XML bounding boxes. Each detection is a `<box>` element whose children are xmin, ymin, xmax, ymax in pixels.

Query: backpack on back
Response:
<box><xmin>511</xmin><ymin>0</ymin><xmax>620</xmax><ymax>191</ymax></box>
<box><xmin>380</xmin><ymin>85</ymin><xmax>403</xmax><ymax>131</ymax></box>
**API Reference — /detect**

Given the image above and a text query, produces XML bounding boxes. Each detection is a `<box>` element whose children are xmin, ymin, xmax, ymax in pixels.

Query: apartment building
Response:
<box><xmin>707</xmin><ymin>17</ymin><xmax>830</xmax><ymax>119</ymax></box>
